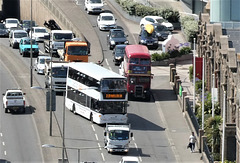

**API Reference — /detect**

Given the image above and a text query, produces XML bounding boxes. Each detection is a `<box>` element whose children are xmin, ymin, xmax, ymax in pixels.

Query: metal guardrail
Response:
<box><xmin>203</xmin><ymin>141</ymin><xmax>214</xmax><ymax>163</ymax></box>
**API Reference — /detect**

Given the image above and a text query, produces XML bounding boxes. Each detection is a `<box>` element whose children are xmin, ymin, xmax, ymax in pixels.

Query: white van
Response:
<box><xmin>9</xmin><ymin>30</ymin><xmax>28</xmax><ymax>48</ymax></box>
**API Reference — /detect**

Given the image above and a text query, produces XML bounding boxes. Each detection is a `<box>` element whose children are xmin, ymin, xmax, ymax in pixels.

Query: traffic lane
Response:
<box><xmin>0</xmin><ymin>56</ymin><xmax>43</xmax><ymax>162</ymax></box>
<box><xmin>54</xmin><ymin>95</ymin><xmax>105</xmax><ymax>162</ymax></box>
<box><xmin>128</xmin><ymin>101</ymin><xmax>176</xmax><ymax>162</ymax></box>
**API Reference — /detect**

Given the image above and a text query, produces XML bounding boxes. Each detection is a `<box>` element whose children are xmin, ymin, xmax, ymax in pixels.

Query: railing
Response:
<box><xmin>170</xmin><ymin>63</ymin><xmax>214</xmax><ymax>163</ymax></box>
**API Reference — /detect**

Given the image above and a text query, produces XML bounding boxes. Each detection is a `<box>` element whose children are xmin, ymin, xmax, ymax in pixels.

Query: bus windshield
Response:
<box><xmin>53</xmin><ymin>33</ymin><xmax>72</xmax><ymax>40</ymax></box>
<box><xmin>109</xmin><ymin>130</ymin><xmax>129</xmax><ymax>140</ymax></box>
<box><xmin>94</xmin><ymin>101</ymin><xmax>127</xmax><ymax>114</ymax></box>
<box><xmin>101</xmin><ymin>79</ymin><xmax>126</xmax><ymax>91</ymax></box>
<box><xmin>68</xmin><ymin>46</ymin><xmax>88</xmax><ymax>55</ymax></box>
<box><xmin>52</xmin><ymin>67</ymin><xmax>67</xmax><ymax>78</ymax></box>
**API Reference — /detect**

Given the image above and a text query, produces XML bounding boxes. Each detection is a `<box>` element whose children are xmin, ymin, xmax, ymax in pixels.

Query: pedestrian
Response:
<box><xmin>189</xmin><ymin>132</ymin><xmax>197</xmax><ymax>153</ymax></box>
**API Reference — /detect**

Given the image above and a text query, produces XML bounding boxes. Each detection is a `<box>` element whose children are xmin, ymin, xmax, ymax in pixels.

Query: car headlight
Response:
<box><xmin>125</xmin><ymin>40</ymin><xmax>129</xmax><ymax>44</ymax></box>
<box><xmin>140</xmin><ymin>40</ymin><xmax>146</xmax><ymax>43</ymax></box>
<box><xmin>110</xmin><ymin>40</ymin><xmax>115</xmax><ymax>45</ymax></box>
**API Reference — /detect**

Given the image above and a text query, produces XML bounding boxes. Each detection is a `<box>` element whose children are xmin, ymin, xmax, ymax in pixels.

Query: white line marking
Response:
<box><xmin>91</xmin><ymin>125</ymin><xmax>95</xmax><ymax>131</ymax></box>
<box><xmin>139</xmin><ymin>156</ymin><xmax>142</xmax><ymax>162</ymax></box>
<box><xmin>0</xmin><ymin>133</ymin><xmax>2</xmax><ymax>137</ymax></box>
<box><xmin>95</xmin><ymin>134</ymin><xmax>98</xmax><ymax>141</ymax></box>
<box><xmin>108</xmin><ymin>66</ymin><xmax>112</xmax><ymax>71</ymax></box>
<box><xmin>105</xmin><ymin>59</ymin><xmax>109</xmax><ymax>66</ymax></box>
<box><xmin>98</xmin><ymin>143</ymin><xmax>102</xmax><ymax>150</ymax></box>
<box><xmin>4</xmin><ymin>151</ymin><xmax>6</xmax><ymax>155</ymax></box>
<box><xmin>39</xmin><ymin>50</ymin><xmax>44</xmax><ymax>55</ymax></box>
<box><xmin>134</xmin><ymin>143</ymin><xmax>138</xmax><ymax>149</ymax></box>
<box><xmin>132</xmin><ymin>136</ymin><xmax>135</xmax><ymax>141</ymax></box>
<box><xmin>2</xmin><ymin>142</ymin><xmax>5</xmax><ymax>146</ymax></box>
<box><xmin>101</xmin><ymin>153</ymin><xmax>105</xmax><ymax>161</ymax></box>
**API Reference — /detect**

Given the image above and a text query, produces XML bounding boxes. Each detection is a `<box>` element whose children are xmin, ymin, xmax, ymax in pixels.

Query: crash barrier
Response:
<box><xmin>169</xmin><ymin>63</ymin><xmax>214</xmax><ymax>163</ymax></box>
<box><xmin>40</xmin><ymin>0</ymin><xmax>81</xmax><ymax>38</ymax></box>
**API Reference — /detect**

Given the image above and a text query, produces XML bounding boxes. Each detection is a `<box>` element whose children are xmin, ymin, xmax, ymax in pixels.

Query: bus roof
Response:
<box><xmin>69</xmin><ymin>62</ymin><xmax>126</xmax><ymax>80</ymax></box>
<box><xmin>125</xmin><ymin>44</ymin><xmax>150</xmax><ymax>58</ymax></box>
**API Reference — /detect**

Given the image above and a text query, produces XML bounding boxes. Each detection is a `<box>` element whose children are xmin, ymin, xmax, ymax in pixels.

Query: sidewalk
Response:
<box><xmin>107</xmin><ymin>0</ymin><xmax>201</xmax><ymax>162</ymax></box>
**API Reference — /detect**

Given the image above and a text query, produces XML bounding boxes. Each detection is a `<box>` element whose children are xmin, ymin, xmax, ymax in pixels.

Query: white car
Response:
<box><xmin>3</xmin><ymin>18</ymin><xmax>20</xmax><ymax>32</ymax></box>
<box><xmin>34</xmin><ymin>55</ymin><xmax>51</xmax><ymax>74</ymax></box>
<box><xmin>97</xmin><ymin>13</ymin><xmax>117</xmax><ymax>31</ymax></box>
<box><xmin>140</xmin><ymin>15</ymin><xmax>174</xmax><ymax>31</ymax></box>
<box><xmin>9</xmin><ymin>30</ymin><xmax>28</xmax><ymax>48</ymax></box>
<box><xmin>29</xmin><ymin>27</ymin><xmax>49</xmax><ymax>42</ymax></box>
<box><xmin>119</xmin><ymin>156</ymin><xmax>140</xmax><ymax>163</ymax></box>
<box><xmin>84</xmin><ymin>0</ymin><xmax>104</xmax><ymax>14</ymax></box>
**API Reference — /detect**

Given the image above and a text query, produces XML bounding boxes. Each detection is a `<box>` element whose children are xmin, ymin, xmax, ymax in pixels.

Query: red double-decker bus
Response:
<box><xmin>120</xmin><ymin>44</ymin><xmax>152</xmax><ymax>100</ymax></box>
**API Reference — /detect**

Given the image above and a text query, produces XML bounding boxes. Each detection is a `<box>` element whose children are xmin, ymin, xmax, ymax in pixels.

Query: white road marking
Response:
<box><xmin>98</xmin><ymin>143</ymin><xmax>102</xmax><ymax>150</ymax></box>
<box><xmin>134</xmin><ymin>143</ymin><xmax>138</xmax><ymax>150</ymax></box>
<box><xmin>2</xmin><ymin>142</ymin><xmax>5</xmax><ymax>146</ymax></box>
<box><xmin>101</xmin><ymin>152</ymin><xmax>105</xmax><ymax>161</ymax></box>
<box><xmin>0</xmin><ymin>133</ymin><xmax>2</xmax><ymax>137</ymax></box>
<box><xmin>4</xmin><ymin>151</ymin><xmax>6</xmax><ymax>155</ymax></box>
<box><xmin>95</xmin><ymin>134</ymin><xmax>98</xmax><ymax>141</ymax></box>
<box><xmin>132</xmin><ymin>136</ymin><xmax>135</xmax><ymax>141</ymax></box>
<box><xmin>39</xmin><ymin>50</ymin><xmax>44</xmax><ymax>55</ymax></box>
<box><xmin>91</xmin><ymin>124</ymin><xmax>95</xmax><ymax>131</ymax></box>
<box><xmin>108</xmin><ymin>66</ymin><xmax>112</xmax><ymax>71</ymax></box>
<box><xmin>105</xmin><ymin>59</ymin><xmax>109</xmax><ymax>66</ymax></box>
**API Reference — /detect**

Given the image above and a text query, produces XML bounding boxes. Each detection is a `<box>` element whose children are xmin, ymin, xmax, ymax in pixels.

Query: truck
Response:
<box><xmin>57</xmin><ymin>40</ymin><xmax>89</xmax><ymax>62</ymax></box>
<box><xmin>44</xmin><ymin>30</ymin><xmax>74</xmax><ymax>56</ymax></box>
<box><xmin>2</xmin><ymin>89</ymin><xmax>26</xmax><ymax>113</ymax></box>
<box><xmin>104</xmin><ymin>124</ymin><xmax>133</xmax><ymax>153</ymax></box>
<box><xmin>44</xmin><ymin>61</ymin><xmax>69</xmax><ymax>92</ymax></box>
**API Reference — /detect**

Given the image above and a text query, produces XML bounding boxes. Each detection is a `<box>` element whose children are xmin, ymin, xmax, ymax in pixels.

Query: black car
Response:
<box><xmin>152</xmin><ymin>23</ymin><xmax>171</xmax><ymax>41</ymax></box>
<box><xmin>20</xmin><ymin>20</ymin><xmax>36</xmax><ymax>33</ymax></box>
<box><xmin>113</xmin><ymin>44</ymin><xmax>126</xmax><ymax>65</ymax></box>
<box><xmin>138</xmin><ymin>26</ymin><xmax>158</xmax><ymax>49</ymax></box>
<box><xmin>107</xmin><ymin>29</ymin><xmax>128</xmax><ymax>50</ymax></box>
<box><xmin>0</xmin><ymin>23</ymin><xmax>8</xmax><ymax>37</ymax></box>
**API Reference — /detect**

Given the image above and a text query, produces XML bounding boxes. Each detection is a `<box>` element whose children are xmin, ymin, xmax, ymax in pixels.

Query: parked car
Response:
<box><xmin>152</xmin><ymin>23</ymin><xmax>171</xmax><ymax>41</ymax></box>
<box><xmin>113</xmin><ymin>44</ymin><xmax>126</xmax><ymax>65</ymax></box>
<box><xmin>19</xmin><ymin>37</ymin><xmax>39</xmax><ymax>57</ymax></box>
<box><xmin>84</xmin><ymin>0</ymin><xmax>104</xmax><ymax>14</ymax></box>
<box><xmin>107</xmin><ymin>28</ymin><xmax>128</xmax><ymax>50</ymax></box>
<box><xmin>34</xmin><ymin>55</ymin><xmax>51</xmax><ymax>74</ymax></box>
<box><xmin>3</xmin><ymin>18</ymin><xmax>20</xmax><ymax>32</ymax></box>
<box><xmin>9</xmin><ymin>30</ymin><xmax>28</xmax><ymax>48</ymax></box>
<box><xmin>138</xmin><ymin>25</ymin><xmax>158</xmax><ymax>49</ymax></box>
<box><xmin>20</xmin><ymin>20</ymin><xmax>37</xmax><ymax>33</ymax></box>
<box><xmin>29</xmin><ymin>27</ymin><xmax>49</xmax><ymax>42</ymax></box>
<box><xmin>0</xmin><ymin>23</ymin><xmax>9</xmax><ymax>37</ymax></box>
<box><xmin>97</xmin><ymin>13</ymin><xmax>117</xmax><ymax>31</ymax></box>
<box><xmin>140</xmin><ymin>15</ymin><xmax>174</xmax><ymax>31</ymax></box>
<box><xmin>119</xmin><ymin>156</ymin><xmax>140</xmax><ymax>163</ymax></box>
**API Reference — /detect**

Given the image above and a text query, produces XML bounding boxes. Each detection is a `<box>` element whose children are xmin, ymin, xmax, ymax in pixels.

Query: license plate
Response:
<box><xmin>147</xmin><ymin>43</ymin><xmax>153</xmax><ymax>45</ymax></box>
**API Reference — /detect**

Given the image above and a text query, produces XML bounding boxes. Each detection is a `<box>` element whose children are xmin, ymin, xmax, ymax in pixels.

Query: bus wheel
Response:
<box><xmin>72</xmin><ymin>105</ymin><xmax>76</xmax><ymax>114</ymax></box>
<box><xmin>90</xmin><ymin>113</ymin><xmax>93</xmax><ymax>123</ymax></box>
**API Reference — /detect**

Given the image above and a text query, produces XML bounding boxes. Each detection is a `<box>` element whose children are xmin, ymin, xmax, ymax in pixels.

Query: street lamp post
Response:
<box><xmin>42</xmin><ymin>144</ymin><xmax>103</xmax><ymax>163</ymax></box>
<box><xmin>30</xmin><ymin>0</ymin><xmax>33</xmax><ymax>87</ymax></box>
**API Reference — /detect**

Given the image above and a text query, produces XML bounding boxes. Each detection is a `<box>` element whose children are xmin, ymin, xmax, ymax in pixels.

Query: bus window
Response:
<box><xmin>140</xmin><ymin>58</ymin><xmax>150</xmax><ymax>65</ymax></box>
<box><xmin>130</xmin><ymin>58</ymin><xmax>139</xmax><ymax>64</ymax></box>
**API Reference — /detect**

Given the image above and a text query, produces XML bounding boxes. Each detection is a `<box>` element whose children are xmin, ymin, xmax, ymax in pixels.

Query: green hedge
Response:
<box><xmin>180</xmin><ymin>16</ymin><xmax>198</xmax><ymax>42</ymax></box>
<box><xmin>115</xmin><ymin>0</ymin><xmax>180</xmax><ymax>23</ymax></box>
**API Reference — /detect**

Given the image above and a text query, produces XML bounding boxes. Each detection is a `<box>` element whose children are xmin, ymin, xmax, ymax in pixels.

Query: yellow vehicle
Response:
<box><xmin>58</xmin><ymin>40</ymin><xmax>89</xmax><ymax>62</ymax></box>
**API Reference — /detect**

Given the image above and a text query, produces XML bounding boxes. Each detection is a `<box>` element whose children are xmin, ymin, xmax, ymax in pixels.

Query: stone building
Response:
<box><xmin>197</xmin><ymin>13</ymin><xmax>240</xmax><ymax>162</ymax></box>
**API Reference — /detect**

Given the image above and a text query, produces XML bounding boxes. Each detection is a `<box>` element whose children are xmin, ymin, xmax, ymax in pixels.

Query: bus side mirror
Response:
<box><xmin>104</xmin><ymin>132</ymin><xmax>106</xmax><ymax>136</ymax></box>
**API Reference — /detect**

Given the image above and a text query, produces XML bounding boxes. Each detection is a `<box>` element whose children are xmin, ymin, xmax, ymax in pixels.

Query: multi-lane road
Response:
<box><xmin>0</xmin><ymin>0</ymin><xmax>180</xmax><ymax>162</ymax></box>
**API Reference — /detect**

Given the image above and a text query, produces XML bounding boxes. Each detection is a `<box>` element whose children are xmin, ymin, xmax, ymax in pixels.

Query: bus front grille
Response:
<box><xmin>135</xmin><ymin>86</ymin><xmax>143</xmax><ymax>97</ymax></box>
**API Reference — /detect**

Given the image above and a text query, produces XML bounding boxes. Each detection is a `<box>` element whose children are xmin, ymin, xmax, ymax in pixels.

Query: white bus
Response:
<box><xmin>65</xmin><ymin>62</ymin><xmax>128</xmax><ymax>124</ymax></box>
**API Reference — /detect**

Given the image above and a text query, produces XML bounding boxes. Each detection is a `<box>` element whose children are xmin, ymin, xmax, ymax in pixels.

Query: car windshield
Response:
<box><xmin>52</xmin><ymin>67</ymin><xmax>67</xmax><ymax>78</ymax></box>
<box><xmin>35</xmin><ymin>28</ymin><xmax>47</xmax><ymax>33</ymax></box>
<box><xmin>6</xmin><ymin>20</ymin><xmax>18</xmax><ymax>24</ymax></box>
<box><xmin>111</xmin><ymin>31</ymin><xmax>124</xmax><ymax>38</ymax></box>
<box><xmin>156</xmin><ymin>18</ymin><xmax>166</xmax><ymax>23</ymax></box>
<box><xmin>14</xmin><ymin>32</ymin><xmax>28</xmax><ymax>38</ymax></box>
<box><xmin>23</xmin><ymin>39</ymin><xmax>37</xmax><ymax>45</ymax></box>
<box><xmin>142</xmin><ymin>30</ymin><xmax>157</xmax><ymax>38</ymax></box>
<box><xmin>154</xmin><ymin>25</ymin><xmax>168</xmax><ymax>32</ymax></box>
<box><xmin>89</xmin><ymin>0</ymin><xmax>102</xmax><ymax>3</ymax></box>
<box><xmin>68</xmin><ymin>46</ymin><xmax>88</xmax><ymax>55</ymax></box>
<box><xmin>39</xmin><ymin>58</ymin><xmax>50</xmax><ymax>64</ymax></box>
<box><xmin>115</xmin><ymin>47</ymin><xmax>125</xmax><ymax>56</ymax></box>
<box><xmin>53</xmin><ymin>33</ymin><xmax>72</xmax><ymax>40</ymax></box>
<box><xmin>22</xmin><ymin>21</ymin><xmax>36</xmax><ymax>27</ymax></box>
<box><xmin>102</xmin><ymin>16</ymin><xmax>113</xmax><ymax>21</ymax></box>
<box><xmin>0</xmin><ymin>24</ymin><xmax>6</xmax><ymax>29</ymax></box>
<box><xmin>109</xmin><ymin>130</ymin><xmax>129</xmax><ymax>140</ymax></box>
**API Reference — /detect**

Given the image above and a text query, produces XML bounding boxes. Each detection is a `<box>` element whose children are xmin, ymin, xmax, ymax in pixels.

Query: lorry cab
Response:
<box><xmin>104</xmin><ymin>124</ymin><xmax>133</xmax><ymax>153</ymax></box>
